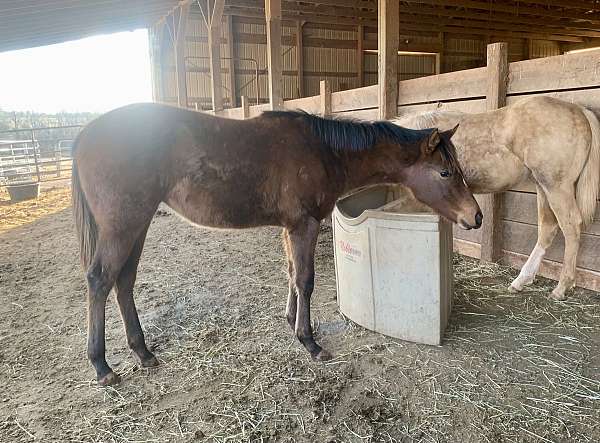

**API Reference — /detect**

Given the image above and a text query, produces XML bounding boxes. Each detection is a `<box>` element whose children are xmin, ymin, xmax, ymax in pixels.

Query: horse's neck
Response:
<box><xmin>340</xmin><ymin>147</ymin><xmax>413</xmax><ymax>194</ymax></box>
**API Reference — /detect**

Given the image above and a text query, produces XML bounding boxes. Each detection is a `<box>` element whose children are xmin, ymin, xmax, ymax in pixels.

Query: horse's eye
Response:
<box><xmin>440</xmin><ymin>170</ymin><xmax>451</xmax><ymax>178</ymax></box>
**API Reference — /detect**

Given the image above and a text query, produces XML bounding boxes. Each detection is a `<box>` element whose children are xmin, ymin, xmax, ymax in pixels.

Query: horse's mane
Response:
<box><xmin>393</xmin><ymin>110</ymin><xmax>464</xmax><ymax>130</ymax></box>
<box><xmin>262</xmin><ymin>110</ymin><xmax>431</xmax><ymax>153</ymax></box>
<box><xmin>263</xmin><ymin>110</ymin><xmax>464</xmax><ymax>178</ymax></box>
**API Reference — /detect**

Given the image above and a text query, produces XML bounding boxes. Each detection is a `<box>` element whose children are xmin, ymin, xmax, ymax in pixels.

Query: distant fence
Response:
<box><xmin>0</xmin><ymin>125</ymin><xmax>82</xmax><ymax>186</ymax></box>
<box><xmin>217</xmin><ymin>45</ymin><xmax>600</xmax><ymax>291</ymax></box>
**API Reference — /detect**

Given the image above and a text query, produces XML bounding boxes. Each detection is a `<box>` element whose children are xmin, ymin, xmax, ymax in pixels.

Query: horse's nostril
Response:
<box><xmin>475</xmin><ymin>211</ymin><xmax>483</xmax><ymax>227</ymax></box>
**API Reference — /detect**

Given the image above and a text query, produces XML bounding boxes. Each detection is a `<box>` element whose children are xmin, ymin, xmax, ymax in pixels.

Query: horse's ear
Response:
<box><xmin>422</xmin><ymin>129</ymin><xmax>440</xmax><ymax>155</ymax></box>
<box><xmin>447</xmin><ymin>123</ymin><xmax>459</xmax><ymax>138</ymax></box>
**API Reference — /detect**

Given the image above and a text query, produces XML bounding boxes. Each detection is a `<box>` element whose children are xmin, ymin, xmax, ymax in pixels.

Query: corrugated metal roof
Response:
<box><xmin>0</xmin><ymin>0</ymin><xmax>181</xmax><ymax>53</ymax></box>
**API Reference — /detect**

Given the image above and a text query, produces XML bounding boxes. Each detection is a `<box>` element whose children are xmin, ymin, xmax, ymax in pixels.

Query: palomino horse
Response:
<box><xmin>73</xmin><ymin>103</ymin><xmax>482</xmax><ymax>385</ymax></box>
<box><xmin>395</xmin><ymin>96</ymin><xmax>600</xmax><ymax>300</ymax></box>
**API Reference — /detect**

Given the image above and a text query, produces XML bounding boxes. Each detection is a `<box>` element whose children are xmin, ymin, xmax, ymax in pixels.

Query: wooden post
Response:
<box><xmin>296</xmin><ymin>21</ymin><xmax>305</xmax><ymax>98</ymax></box>
<box><xmin>208</xmin><ymin>1</ymin><xmax>225</xmax><ymax>112</ymax></box>
<box><xmin>527</xmin><ymin>39</ymin><xmax>534</xmax><ymax>59</ymax></box>
<box><xmin>320</xmin><ymin>80</ymin><xmax>331</xmax><ymax>116</ymax></box>
<box><xmin>241</xmin><ymin>95</ymin><xmax>250</xmax><ymax>119</ymax></box>
<box><xmin>174</xmin><ymin>2</ymin><xmax>190</xmax><ymax>108</ymax></box>
<box><xmin>435</xmin><ymin>32</ymin><xmax>443</xmax><ymax>74</ymax></box>
<box><xmin>226</xmin><ymin>15</ymin><xmax>237</xmax><ymax>108</ymax></box>
<box><xmin>149</xmin><ymin>22</ymin><xmax>165</xmax><ymax>102</ymax></box>
<box><xmin>265</xmin><ymin>0</ymin><xmax>283</xmax><ymax>110</ymax></box>
<box><xmin>378</xmin><ymin>0</ymin><xmax>399</xmax><ymax>120</ymax></box>
<box><xmin>480</xmin><ymin>42</ymin><xmax>508</xmax><ymax>263</ymax></box>
<box><xmin>357</xmin><ymin>24</ymin><xmax>364</xmax><ymax>87</ymax></box>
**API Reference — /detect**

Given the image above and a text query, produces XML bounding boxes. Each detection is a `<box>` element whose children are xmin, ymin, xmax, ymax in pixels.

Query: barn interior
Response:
<box><xmin>1</xmin><ymin>2</ymin><xmax>600</xmax><ymax>441</ymax></box>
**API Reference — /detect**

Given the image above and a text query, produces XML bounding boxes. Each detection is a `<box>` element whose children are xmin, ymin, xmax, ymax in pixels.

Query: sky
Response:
<box><xmin>0</xmin><ymin>29</ymin><xmax>153</xmax><ymax>114</ymax></box>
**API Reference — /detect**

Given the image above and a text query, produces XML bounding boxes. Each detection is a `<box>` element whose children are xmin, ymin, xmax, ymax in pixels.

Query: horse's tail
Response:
<box><xmin>72</xmin><ymin>144</ymin><xmax>98</xmax><ymax>270</ymax></box>
<box><xmin>577</xmin><ymin>108</ymin><xmax>600</xmax><ymax>227</ymax></box>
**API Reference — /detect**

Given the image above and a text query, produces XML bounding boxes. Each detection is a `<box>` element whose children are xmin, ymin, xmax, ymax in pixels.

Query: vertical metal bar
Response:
<box><xmin>31</xmin><ymin>129</ymin><xmax>41</xmax><ymax>183</ymax></box>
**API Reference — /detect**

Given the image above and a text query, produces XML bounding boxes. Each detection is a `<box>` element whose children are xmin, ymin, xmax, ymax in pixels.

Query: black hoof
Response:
<box><xmin>312</xmin><ymin>349</ymin><xmax>333</xmax><ymax>361</ymax></box>
<box><xmin>98</xmin><ymin>371</ymin><xmax>121</xmax><ymax>386</ymax></box>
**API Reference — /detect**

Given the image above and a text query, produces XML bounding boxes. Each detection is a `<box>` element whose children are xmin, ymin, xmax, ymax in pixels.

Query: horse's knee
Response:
<box><xmin>294</xmin><ymin>271</ymin><xmax>314</xmax><ymax>296</ymax></box>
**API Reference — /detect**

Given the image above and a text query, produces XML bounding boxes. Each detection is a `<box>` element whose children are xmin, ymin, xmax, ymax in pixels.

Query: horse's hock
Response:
<box><xmin>333</xmin><ymin>185</ymin><xmax>453</xmax><ymax>345</ymax></box>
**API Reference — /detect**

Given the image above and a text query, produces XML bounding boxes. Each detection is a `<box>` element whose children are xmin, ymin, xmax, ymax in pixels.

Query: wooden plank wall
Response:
<box><xmin>159</xmin><ymin>15</ymin><xmax>561</xmax><ymax>110</ymax></box>
<box><xmin>218</xmin><ymin>47</ymin><xmax>600</xmax><ymax>291</ymax></box>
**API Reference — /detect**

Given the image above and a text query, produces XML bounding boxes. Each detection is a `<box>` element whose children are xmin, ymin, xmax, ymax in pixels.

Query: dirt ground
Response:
<box><xmin>0</xmin><ymin>185</ymin><xmax>599</xmax><ymax>443</ymax></box>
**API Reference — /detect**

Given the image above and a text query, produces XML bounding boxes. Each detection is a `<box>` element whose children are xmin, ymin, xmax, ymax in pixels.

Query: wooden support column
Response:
<box><xmin>320</xmin><ymin>80</ymin><xmax>331</xmax><ymax>116</ymax></box>
<box><xmin>226</xmin><ymin>15</ymin><xmax>237</xmax><ymax>108</ymax></box>
<box><xmin>527</xmin><ymin>39</ymin><xmax>534</xmax><ymax>59</ymax></box>
<box><xmin>378</xmin><ymin>0</ymin><xmax>399</xmax><ymax>120</ymax></box>
<box><xmin>149</xmin><ymin>22</ymin><xmax>165</xmax><ymax>102</ymax></box>
<box><xmin>480</xmin><ymin>42</ymin><xmax>508</xmax><ymax>263</ymax></box>
<box><xmin>207</xmin><ymin>0</ymin><xmax>225</xmax><ymax>112</ymax></box>
<box><xmin>265</xmin><ymin>0</ymin><xmax>283</xmax><ymax>110</ymax></box>
<box><xmin>296</xmin><ymin>21</ymin><xmax>305</xmax><ymax>98</ymax></box>
<box><xmin>241</xmin><ymin>95</ymin><xmax>250</xmax><ymax>119</ymax></box>
<box><xmin>435</xmin><ymin>32</ymin><xmax>443</xmax><ymax>74</ymax></box>
<box><xmin>174</xmin><ymin>2</ymin><xmax>191</xmax><ymax>108</ymax></box>
<box><xmin>357</xmin><ymin>24</ymin><xmax>364</xmax><ymax>87</ymax></box>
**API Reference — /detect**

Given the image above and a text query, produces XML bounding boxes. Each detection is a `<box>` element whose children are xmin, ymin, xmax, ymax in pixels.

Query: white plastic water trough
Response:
<box><xmin>332</xmin><ymin>184</ymin><xmax>453</xmax><ymax>346</ymax></box>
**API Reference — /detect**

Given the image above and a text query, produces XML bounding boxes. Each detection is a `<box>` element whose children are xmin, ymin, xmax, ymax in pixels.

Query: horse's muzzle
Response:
<box><xmin>458</xmin><ymin>210</ymin><xmax>483</xmax><ymax>230</ymax></box>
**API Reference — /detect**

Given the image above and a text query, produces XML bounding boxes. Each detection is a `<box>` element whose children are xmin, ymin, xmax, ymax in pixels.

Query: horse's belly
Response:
<box><xmin>165</xmin><ymin>179</ymin><xmax>278</xmax><ymax>229</ymax></box>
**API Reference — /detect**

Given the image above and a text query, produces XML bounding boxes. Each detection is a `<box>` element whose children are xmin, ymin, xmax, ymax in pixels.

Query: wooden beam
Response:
<box><xmin>480</xmin><ymin>42</ymin><xmax>508</xmax><ymax>263</ymax></box>
<box><xmin>561</xmin><ymin>39</ymin><xmax>600</xmax><ymax>52</ymax></box>
<box><xmin>223</xmin><ymin>6</ymin><xmax>584</xmax><ymax>42</ymax></box>
<box><xmin>148</xmin><ymin>22</ymin><xmax>165</xmax><ymax>102</ymax></box>
<box><xmin>394</xmin><ymin>11</ymin><xmax>600</xmax><ymax>40</ymax></box>
<box><xmin>524</xmin><ymin>38</ymin><xmax>533</xmax><ymax>60</ymax></box>
<box><xmin>357</xmin><ymin>24</ymin><xmax>364</xmax><ymax>87</ymax></box>
<box><xmin>241</xmin><ymin>95</ymin><xmax>250</xmax><ymax>119</ymax></box>
<box><xmin>208</xmin><ymin>1</ymin><xmax>225</xmax><ymax>112</ymax></box>
<box><xmin>265</xmin><ymin>0</ymin><xmax>283</xmax><ymax>110</ymax></box>
<box><xmin>401</xmin><ymin>0</ymin><xmax>600</xmax><ymax>23</ymax></box>
<box><xmin>396</xmin><ymin>3</ymin><xmax>600</xmax><ymax>38</ymax></box>
<box><xmin>378</xmin><ymin>0</ymin><xmax>399</xmax><ymax>119</ymax></box>
<box><xmin>320</xmin><ymin>80</ymin><xmax>331</xmax><ymax>116</ymax></box>
<box><xmin>435</xmin><ymin>32</ymin><xmax>443</xmax><ymax>74</ymax></box>
<box><xmin>220</xmin><ymin>8</ymin><xmax>586</xmax><ymax>42</ymax></box>
<box><xmin>226</xmin><ymin>14</ymin><xmax>237</xmax><ymax>107</ymax></box>
<box><xmin>174</xmin><ymin>2</ymin><xmax>190</xmax><ymax>108</ymax></box>
<box><xmin>296</xmin><ymin>21</ymin><xmax>305</xmax><ymax>98</ymax></box>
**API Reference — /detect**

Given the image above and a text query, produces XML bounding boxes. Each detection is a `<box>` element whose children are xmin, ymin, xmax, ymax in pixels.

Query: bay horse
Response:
<box><xmin>72</xmin><ymin>103</ymin><xmax>482</xmax><ymax>385</ymax></box>
<box><xmin>395</xmin><ymin>96</ymin><xmax>600</xmax><ymax>300</ymax></box>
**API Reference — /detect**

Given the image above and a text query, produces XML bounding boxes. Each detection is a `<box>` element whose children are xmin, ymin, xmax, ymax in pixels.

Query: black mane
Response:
<box><xmin>263</xmin><ymin>110</ymin><xmax>429</xmax><ymax>152</ymax></box>
<box><xmin>262</xmin><ymin>110</ymin><xmax>464</xmax><ymax>177</ymax></box>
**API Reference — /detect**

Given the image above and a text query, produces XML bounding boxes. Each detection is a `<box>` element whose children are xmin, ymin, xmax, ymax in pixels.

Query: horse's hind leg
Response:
<box><xmin>282</xmin><ymin>229</ymin><xmax>297</xmax><ymax>331</ymax></box>
<box><xmin>544</xmin><ymin>186</ymin><xmax>583</xmax><ymax>300</ymax></box>
<box><xmin>287</xmin><ymin>217</ymin><xmax>331</xmax><ymax>361</ymax></box>
<box><xmin>86</xmin><ymin>232</ymin><xmax>138</xmax><ymax>386</ymax></box>
<box><xmin>115</xmin><ymin>223</ymin><xmax>158</xmax><ymax>368</ymax></box>
<box><xmin>509</xmin><ymin>186</ymin><xmax>559</xmax><ymax>292</ymax></box>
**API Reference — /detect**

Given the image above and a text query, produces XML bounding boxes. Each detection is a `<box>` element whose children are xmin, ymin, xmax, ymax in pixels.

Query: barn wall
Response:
<box><xmin>156</xmin><ymin>15</ymin><xmax>565</xmax><ymax>110</ymax></box>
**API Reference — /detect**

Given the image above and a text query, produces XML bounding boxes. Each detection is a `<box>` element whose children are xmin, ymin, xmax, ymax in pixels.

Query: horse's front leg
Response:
<box><xmin>287</xmin><ymin>217</ymin><xmax>332</xmax><ymax>361</ymax></box>
<box><xmin>510</xmin><ymin>186</ymin><xmax>558</xmax><ymax>292</ymax></box>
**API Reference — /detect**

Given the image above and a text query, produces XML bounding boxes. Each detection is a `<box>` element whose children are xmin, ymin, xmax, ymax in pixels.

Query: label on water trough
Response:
<box><xmin>338</xmin><ymin>238</ymin><xmax>364</xmax><ymax>263</ymax></box>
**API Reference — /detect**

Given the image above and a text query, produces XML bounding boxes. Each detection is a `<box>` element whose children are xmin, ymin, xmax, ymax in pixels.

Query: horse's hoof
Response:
<box><xmin>98</xmin><ymin>371</ymin><xmax>121</xmax><ymax>386</ymax></box>
<box><xmin>508</xmin><ymin>284</ymin><xmax>521</xmax><ymax>293</ymax></box>
<box><xmin>550</xmin><ymin>289</ymin><xmax>567</xmax><ymax>301</ymax></box>
<box><xmin>313</xmin><ymin>349</ymin><xmax>333</xmax><ymax>362</ymax></box>
<box><xmin>140</xmin><ymin>355</ymin><xmax>160</xmax><ymax>368</ymax></box>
